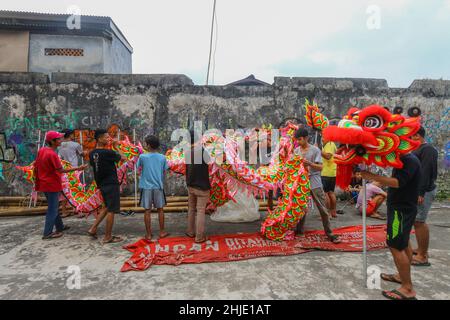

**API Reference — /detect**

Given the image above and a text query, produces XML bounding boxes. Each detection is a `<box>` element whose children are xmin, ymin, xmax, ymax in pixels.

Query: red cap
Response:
<box><xmin>45</xmin><ymin>131</ymin><xmax>64</xmax><ymax>142</ymax></box>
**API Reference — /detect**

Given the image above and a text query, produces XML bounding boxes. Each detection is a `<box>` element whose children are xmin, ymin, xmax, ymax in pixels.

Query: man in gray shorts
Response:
<box><xmin>294</xmin><ymin>128</ymin><xmax>341</xmax><ymax>244</ymax></box>
<box><xmin>411</xmin><ymin>127</ymin><xmax>438</xmax><ymax>267</ymax></box>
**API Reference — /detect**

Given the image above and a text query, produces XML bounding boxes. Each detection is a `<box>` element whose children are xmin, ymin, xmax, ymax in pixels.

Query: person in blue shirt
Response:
<box><xmin>137</xmin><ymin>135</ymin><xmax>169</xmax><ymax>240</ymax></box>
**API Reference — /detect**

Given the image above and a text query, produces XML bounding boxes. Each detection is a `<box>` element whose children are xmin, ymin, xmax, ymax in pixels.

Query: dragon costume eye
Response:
<box><xmin>363</xmin><ymin>116</ymin><xmax>383</xmax><ymax>129</ymax></box>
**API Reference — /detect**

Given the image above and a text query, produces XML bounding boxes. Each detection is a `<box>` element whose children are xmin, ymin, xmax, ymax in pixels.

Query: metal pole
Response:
<box><xmin>133</xmin><ymin>129</ymin><xmax>138</xmax><ymax>208</ymax></box>
<box><xmin>362</xmin><ymin>165</ymin><xmax>368</xmax><ymax>287</ymax></box>
<box><xmin>34</xmin><ymin>132</ymin><xmax>46</xmax><ymax>207</ymax></box>
<box><xmin>29</xmin><ymin>130</ymin><xmax>41</xmax><ymax>208</ymax></box>
<box><xmin>79</xmin><ymin>132</ymin><xmax>86</xmax><ymax>186</ymax></box>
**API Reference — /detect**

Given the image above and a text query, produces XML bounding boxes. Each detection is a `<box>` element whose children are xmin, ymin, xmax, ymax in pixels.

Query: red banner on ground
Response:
<box><xmin>296</xmin><ymin>224</ymin><xmax>388</xmax><ymax>251</ymax></box>
<box><xmin>121</xmin><ymin>224</ymin><xmax>387</xmax><ymax>272</ymax></box>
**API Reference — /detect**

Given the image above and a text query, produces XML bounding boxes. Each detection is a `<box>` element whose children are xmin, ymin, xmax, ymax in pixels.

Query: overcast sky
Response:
<box><xmin>3</xmin><ymin>0</ymin><xmax>450</xmax><ymax>87</ymax></box>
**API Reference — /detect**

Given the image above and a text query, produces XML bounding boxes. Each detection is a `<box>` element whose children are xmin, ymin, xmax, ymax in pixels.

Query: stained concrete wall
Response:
<box><xmin>0</xmin><ymin>72</ymin><xmax>448</xmax><ymax>198</ymax></box>
<box><xmin>29</xmin><ymin>34</ymin><xmax>105</xmax><ymax>74</ymax></box>
<box><xmin>103</xmin><ymin>34</ymin><xmax>132</xmax><ymax>74</ymax></box>
<box><xmin>28</xmin><ymin>34</ymin><xmax>132</xmax><ymax>74</ymax></box>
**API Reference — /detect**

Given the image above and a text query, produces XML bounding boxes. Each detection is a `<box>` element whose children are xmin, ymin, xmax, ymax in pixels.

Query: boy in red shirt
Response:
<box><xmin>34</xmin><ymin>131</ymin><xmax>87</xmax><ymax>240</ymax></box>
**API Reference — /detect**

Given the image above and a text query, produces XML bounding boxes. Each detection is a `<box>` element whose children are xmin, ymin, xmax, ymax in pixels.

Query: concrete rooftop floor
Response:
<box><xmin>0</xmin><ymin>201</ymin><xmax>449</xmax><ymax>300</ymax></box>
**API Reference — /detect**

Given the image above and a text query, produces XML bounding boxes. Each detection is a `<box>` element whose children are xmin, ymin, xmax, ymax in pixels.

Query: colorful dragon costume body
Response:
<box><xmin>166</xmin><ymin>124</ymin><xmax>310</xmax><ymax>240</ymax></box>
<box><xmin>323</xmin><ymin>105</ymin><xmax>421</xmax><ymax>188</ymax></box>
<box><xmin>304</xmin><ymin>99</ymin><xmax>329</xmax><ymax>131</ymax></box>
<box><xmin>17</xmin><ymin>124</ymin><xmax>310</xmax><ymax>241</ymax></box>
<box><xmin>17</xmin><ymin>138</ymin><xmax>143</xmax><ymax>214</ymax></box>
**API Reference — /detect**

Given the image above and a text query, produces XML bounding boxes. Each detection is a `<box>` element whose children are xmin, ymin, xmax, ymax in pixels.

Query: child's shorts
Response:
<box><xmin>140</xmin><ymin>189</ymin><xmax>166</xmax><ymax>210</ymax></box>
<box><xmin>358</xmin><ymin>199</ymin><xmax>377</xmax><ymax>216</ymax></box>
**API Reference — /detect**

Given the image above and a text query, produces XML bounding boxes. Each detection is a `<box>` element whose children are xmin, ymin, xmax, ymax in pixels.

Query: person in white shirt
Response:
<box><xmin>58</xmin><ymin>129</ymin><xmax>86</xmax><ymax>217</ymax></box>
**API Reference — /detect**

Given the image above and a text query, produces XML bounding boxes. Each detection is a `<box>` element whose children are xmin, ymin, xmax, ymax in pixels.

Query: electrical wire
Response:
<box><xmin>206</xmin><ymin>0</ymin><xmax>217</xmax><ymax>85</ymax></box>
<box><xmin>212</xmin><ymin>4</ymin><xmax>218</xmax><ymax>85</ymax></box>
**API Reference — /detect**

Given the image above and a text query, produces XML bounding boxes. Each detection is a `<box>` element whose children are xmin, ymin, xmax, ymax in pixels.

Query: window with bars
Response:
<box><xmin>44</xmin><ymin>48</ymin><xmax>84</xmax><ymax>57</ymax></box>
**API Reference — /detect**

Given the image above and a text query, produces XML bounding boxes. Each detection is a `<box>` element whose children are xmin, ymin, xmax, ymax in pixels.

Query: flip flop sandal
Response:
<box><xmin>328</xmin><ymin>235</ymin><xmax>342</xmax><ymax>244</ymax></box>
<box><xmin>185</xmin><ymin>232</ymin><xmax>195</xmax><ymax>238</ymax></box>
<box><xmin>371</xmin><ymin>215</ymin><xmax>387</xmax><ymax>220</ymax></box>
<box><xmin>382</xmin><ymin>289</ymin><xmax>417</xmax><ymax>300</ymax></box>
<box><xmin>195</xmin><ymin>237</ymin><xmax>209</xmax><ymax>244</ymax></box>
<box><xmin>159</xmin><ymin>232</ymin><xmax>170</xmax><ymax>239</ymax></box>
<box><xmin>87</xmin><ymin>231</ymin><xmax>98</xmax><ymax>239</ymax></box>
<box><xmin>120</xmin><ymin>210</ymin><xmax>135</xmax><ymax>217</ymax></box>
<box><xmin>412</xmin><ymin>260</ymin><xmax>431</xmax><ymax>267</ymax></box>
<box><xmin>380</xmin><ymin>273</ymin><xmax>402</xmax><ymax>284</ymax></box>
<box><xmin>42</xmin><ymin>232</ymin><xmax>63</xmax><ymax>240</ymax></box>
<box><xmin>103</xmin><ymin>236</ymin><xmax>124</xmax><ymax>244</ymax></box>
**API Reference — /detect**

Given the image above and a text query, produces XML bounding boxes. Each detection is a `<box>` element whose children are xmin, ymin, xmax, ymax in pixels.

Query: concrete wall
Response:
<box><xmin>0</xmin><ymin>72</ymin><xmax>448</xmax><ymax>198</ymax></box>
<box><xmin>28</xmin><ymin>34</ymin><xmax>132</xmax><ymax>74</ymax></box>
<box><xmin>29</xmin><ymin>34</ymin><xmax>105</xmax><ymax>74</ymax></box>
<box><xmin>103</xmin><ymin>35</ymin><xmax>132</xmax><ymax>74</ymax></box>
<box><xmin>0</xmin><ymin>31</ymin><xmax>29</xmax><ymax>72</ymax></box>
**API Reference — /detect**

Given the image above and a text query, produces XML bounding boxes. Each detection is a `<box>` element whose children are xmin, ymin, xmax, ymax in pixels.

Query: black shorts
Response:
<box><xmin>99</xmin><ymin>184</ymin><xmax>121</xmax><ymax>214</ymax></box>
<box><xmin>321</xmin><ymin>176</ymin><xmax>336</xmax><ymax>193</ymax></box>
<box><xmin>386</xmin><ymin>207</ymin><xmax>417</xmax><ymax>251</ymax></box>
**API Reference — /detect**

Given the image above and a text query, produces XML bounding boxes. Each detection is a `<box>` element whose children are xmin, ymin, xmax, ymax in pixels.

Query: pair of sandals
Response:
<box><xmin>380</xmin><ymin>274</ymin><xmax>417</xmax><ymax>300</ymax></box>
<box><xmin>42</xmin><ymin>226</ymin><xmax>71</xmax><ymax>240</ymax></box>
<box><xmin>120</xmin><ymin>210</ymin><xmax>135</xmax><ymax>217</ymax></box>
<box><xmin>185</xmin><ymin>232</ymin><xmax>208</xmax><ymax>243</ymax></box>
<box><xmin>87</xmin><ymin>231</ymin><xmax>123</xmax><ymax>244</ymax></box>
<box><xmin>144</xmin><ymin>232</ymin><xmax>170</xmax><ymax>241</ymax></box>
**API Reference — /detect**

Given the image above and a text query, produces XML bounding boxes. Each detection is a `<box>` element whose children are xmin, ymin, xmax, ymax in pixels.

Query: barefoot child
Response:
<box><xmin>137</xmin><ymin>135</ymin><xmax>169</xmax><ymax>240</ymax></box>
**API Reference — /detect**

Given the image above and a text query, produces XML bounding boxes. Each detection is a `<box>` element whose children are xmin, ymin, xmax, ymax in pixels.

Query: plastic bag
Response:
<box><xmin>211</xmin><ymin>186</ymin><xmax>260</xmax><ymax>223</ymax></box>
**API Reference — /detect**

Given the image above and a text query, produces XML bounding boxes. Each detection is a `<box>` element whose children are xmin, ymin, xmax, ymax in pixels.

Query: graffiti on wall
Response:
<box><xmin>5</xmin><ymin>112</ymin><xmax>79</xmax><ymax>137</ymax></box>
<box><xmin>422</xmin><ymin>106</ymin><xmax>450</xmax><ymax>144</ymax></box>
<box><xmin>445</xmin><ymin>141</ymin><xmax>450</xmax><ymax>169</ymax></box>
<box><xmin>3</xmin><ymin>112</ymin><xmax>79</xmax><ymax>164</ymax></box>
<box><xmin>0</xmin><ymin>133</ymin><xmax>16</xmax><ymax>163</ymax></box>
<box><xmin>0</xmin><ymin>133</ymin><xmax>18</xmax><ymax>183</ymax></box>
<box><xmin>2</xmin><ymin>107</ymin><xmax>143</xmax><ymax>164</ymax></box>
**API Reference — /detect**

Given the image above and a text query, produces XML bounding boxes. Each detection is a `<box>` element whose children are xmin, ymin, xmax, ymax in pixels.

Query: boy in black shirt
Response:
<box><xmin>361</xmin><ymin>152</ymin><xmax>421</xmax><ymax>300</ymax></box>
<box><xmin>347</xmin><ymin>167</ymin><xmax>363</xmax><ymax>203</ymax></box>
<box><xmin>88</xmin><ymin>129</ymin><xmax>127</xmax><ymax>244</ymax></box>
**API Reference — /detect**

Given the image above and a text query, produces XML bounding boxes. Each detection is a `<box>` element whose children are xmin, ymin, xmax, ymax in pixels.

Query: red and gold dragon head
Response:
<box><xmin>323</xmin><ymin>105</ymin><xmax>421</xmax><ymax>187</ymax></box>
